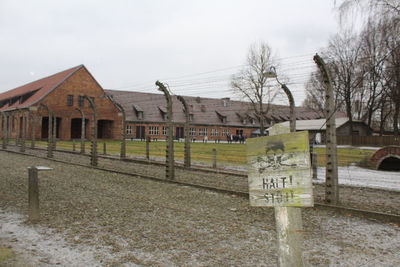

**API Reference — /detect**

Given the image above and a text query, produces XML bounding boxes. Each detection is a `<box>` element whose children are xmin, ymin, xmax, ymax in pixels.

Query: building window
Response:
<box><xmin>189</xmin><ymin>114</ymin><xmax>194</xmax><ymax>122</ymax></box>
<box><xmin>250</xmin><ymin>118</ymin><xmax>256</xmax><ymax>125</ymax></box>
<box><xmin>137</xmin><ymin>111</ymin><xmax>144</xmax><ymax>119</ymax></box>
<box><xmin>189</xmin><ymin>127</ymin><xmax>196</xmax><ymax>136</ymax></box>
<box><xmin>162</xmin><ymin>126</ymin><xmax>167</xmax><ymax>136</ymax></box>
<box><xmin>67</xmin><ymin>95</ymin><xmax>73</xmax><ymax>106</ymax></box>
<box><xmin>199</xmin><ymin>128</ymin><xmax>207</xmax><ymax>136</ymax></box>
<box><xmin>149</xmin><ymin>126</ymin><xmax>159</xmax><ymax>135</ymax></box>
<box><xmin>222</xmin><ymin>129</ymin><xmax>229</xmax><ymax>136</ymax></box>
<box><xmin>211</xmin><ymin>128</ymin><xmax>219</xmax><ymax>136</ymax></box>
<box><xmin>78</xmin><ymin>96</ymin><xmax>84</xmax><ymax>107</ymax></box>
<box><xmin>126</xmin><ymin>125</ymin><xmax>132</xmax><ymax>135</ymax></box>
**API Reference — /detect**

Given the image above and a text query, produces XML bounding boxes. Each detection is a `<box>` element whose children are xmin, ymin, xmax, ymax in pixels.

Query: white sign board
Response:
<box><xmin>247</xmin><ymin>131</ymin><xmax>313</xmax><ymax>207</ymax></box>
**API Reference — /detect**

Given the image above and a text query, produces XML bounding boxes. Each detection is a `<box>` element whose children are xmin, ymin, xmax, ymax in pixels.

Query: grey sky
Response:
<box><xmin>0</xmin><ymin>0</ymin><xmax>339</xmax><ymax>104</ymax></box>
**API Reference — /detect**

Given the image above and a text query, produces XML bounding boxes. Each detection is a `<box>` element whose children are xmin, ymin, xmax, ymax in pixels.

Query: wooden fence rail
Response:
<box><xmin>335</xmin><ymin>136</ymin><xmax>400</xmax><ymax>147</ymax></box>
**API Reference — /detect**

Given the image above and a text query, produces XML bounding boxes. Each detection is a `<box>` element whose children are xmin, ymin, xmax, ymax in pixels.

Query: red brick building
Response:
<box><xmin>0</xmin><ymin>65</ymin><xmax>121</xmax><ymax>141</ymax></box>
<box><xmin>105</xmin><ymin>90</ymin><xmax>321</xmax><ymax>142</ymax></box>
<box><xmin>0</xmin><ymin>65</ymin><xmax>321</xmax><ymax>142</ymax></box>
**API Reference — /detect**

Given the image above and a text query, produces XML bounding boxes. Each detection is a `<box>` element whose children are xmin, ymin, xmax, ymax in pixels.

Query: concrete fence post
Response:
<box><xmin>103</xmin><ymin>142</ymin><xmax>107</xmax><ymax>155</ymax></box>
<box><xmin>28</xmin><ymin>167</ymin><xmax>40</xmax><ymax>221</ymax></box>
<box><xmin>1</xmin><ymin>112</ymin><xmax>8</xmax><ymax>149</ymax></box>
<box><xmin>28</xmin><ymin>166</ymin><xmax>53</xmax><ymax>222</ymax></box>
<box><xmin>72</xmin><ymin>140</ymin><xmax>76</xmax><ymax>152</ymax></box>
<box><xmin>20</xmin><ymin>112</ymin><xmax>27</xmax><ymax>153</ymax></box>
<box><xmin>84</xmin><ymin>96</ymin><xmax>98</xmax><ymax>167</ymax></box>
<box><xmin>177</xmin><ymin>95</ymin><xmax>191</xmax><ymax>168</ymax></box>
<box><xmin>29</xmin><ymin>108</ymin><xmax>37</xmax><ymax>149</ymax></box>
<box><xmin>156</xmin><ymin>81</ymin><xmax>175</xmax><ymax>180</ymax></box>
<box><xmin>52</xmin><ymin>116</ymin><xmax>57</xmax><ymax>151</ymax></box>
<box><xmin>212</xmin><ymin>148</ymin><xmax>217</xmax><ymax>168</ymax></box>
<box><xmin>312</xmin><ymin>152</ymin><xmax>318</xmax><ymax>179</ymax></box>
<box><xmin>146</xmin><ymin>136</ymin><xmax>150</xmax><ymax>160</ymax></box>
<box><xmin>39</xmin><ymin>104</ymin><xmax>54</xmax><ymax>158</ymax></box>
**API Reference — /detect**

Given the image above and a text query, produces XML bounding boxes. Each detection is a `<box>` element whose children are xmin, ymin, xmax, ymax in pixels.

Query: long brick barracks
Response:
<box><xmin>0</xmin><ymin>65</ymin><xmax>321</xmax><ymax>141</ymax></box>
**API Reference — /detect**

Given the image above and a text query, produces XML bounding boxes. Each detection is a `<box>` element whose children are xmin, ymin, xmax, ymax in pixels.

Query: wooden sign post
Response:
<box><xmin>247</xmin><ymin>129</ymin><xmax>313</xmax><ymax>266</ymax></box>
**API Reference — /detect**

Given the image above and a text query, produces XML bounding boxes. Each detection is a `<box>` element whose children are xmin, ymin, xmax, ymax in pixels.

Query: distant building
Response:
<box><xmin>267</xmin><ymin>118</ymin><xmax>372</xmax><ymax>143</ymax></box>
<box><xmin>106</xmin><ymin>90</ymin><xmax>322</xmax><ymax>142</ymax></box>
<box><xmin>0</xmin><ymin>65</ymin><xmax>121</xmax><ymax>141</ymax></box>
<box><xmin>0</xmin><ymin>65</ymin><xmax>322</xmax><ymax>141</ymax></box>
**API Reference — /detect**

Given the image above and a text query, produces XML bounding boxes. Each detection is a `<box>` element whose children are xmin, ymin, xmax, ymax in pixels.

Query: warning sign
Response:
<box><xmin>246</xmin><ymin>131</ymin><xmax>313</xmax><ymax>207</ymax></box>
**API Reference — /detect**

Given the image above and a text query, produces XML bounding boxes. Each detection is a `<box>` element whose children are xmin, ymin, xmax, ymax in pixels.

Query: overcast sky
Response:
<box><xmin>0</xmin><ymin>0</ymin><xmax>340</xmax><ymax>104</ymax></box>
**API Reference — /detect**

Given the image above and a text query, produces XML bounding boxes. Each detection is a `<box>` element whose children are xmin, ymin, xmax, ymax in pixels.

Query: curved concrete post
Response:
<box><xmin>281</xmin><ymin>84</ymin><xmax>296</xmax><ymax>133</ymax></box>
<box><xmin>39</xmin><ymin>104</ymin><xmax>53</xmax><ymax>158</ymax></box>
<box><xmin>75</xmin><ymin>108</ymin><xmax>86</xmax><ymax>154</ymax></box>
<box><xmin>156</xmin><ymin>81</ymin><xmax>175</xmax><ymax>180</ymax></box>
<box><xmin>104</xmin><ymin>95</ymin><xmax>126</xmax><ymax>159</ymax></box>
<box><xmin>1</xmin><ymin>111</ymin><xmax>8</xmax><ymax>149</ymax></box>
<box><xmin>84</xmin><ymin>96</ymin><xmax>98</xmax><ymax>166</ymax></box>
<box><xmin>314</xmin><ymin>54</ymin><xmax>338</xmax><ymax>205</ymax></box>
<box><xmin>177</xmin><ymin>95</ymin><xmax>191</xmax><ymax>168</ymax></box>
<box><xmin>20</xmin><ymin>110</ymin><xmax>27</xmax><ymax>152</ymax></box>
<box><xmin>28</xmin><ymin>107</ymin><xmax>38</xmax><ymax>149</ymax></box>
<box><xmin>52</xmin><ymin>114</ymin><xmax>57</xmax><ymax>150</ymax></box>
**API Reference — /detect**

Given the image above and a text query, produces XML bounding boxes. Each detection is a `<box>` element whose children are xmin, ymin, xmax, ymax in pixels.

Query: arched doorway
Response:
<box><xmin>369</xmin><ymin>146</ymin><xmax>400</xmax><ymax>171</ymax></box>
<box><xmin>377</xmin><ymin>156</ymin><xmax>400</xmax><ymax>171</ymax></box>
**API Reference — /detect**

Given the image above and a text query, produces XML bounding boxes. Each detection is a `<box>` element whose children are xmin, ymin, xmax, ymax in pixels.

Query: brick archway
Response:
<box><xmin>369</xmin><ymin>146</ymin><xmax>400</xmax><ymax>171</ymax></box>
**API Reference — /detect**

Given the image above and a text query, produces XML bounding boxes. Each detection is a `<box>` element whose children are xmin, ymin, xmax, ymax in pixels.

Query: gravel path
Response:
<box><xmin>0</xmin><ymin>150</ymin><xmax>400</xmax><ymax>266</ymax></box>
<box><xmin>4</xmin><ymin>146</ymin><xmax>400</xmax><ymax>215</ymax></box>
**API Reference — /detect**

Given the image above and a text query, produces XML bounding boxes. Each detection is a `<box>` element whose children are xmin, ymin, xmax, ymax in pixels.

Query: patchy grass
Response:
<box><xmin>0</xmin><ymin>246</ymin><xmax>14</xmax><ymax>263</ymax></box>
<box><xmin>313</xmin><ymin>147</ymin><xmax>375</xmax><ymax>167</ymax></box>
<box><xmin>25</xmin><ymin>139</ymin><xmax>376</xmax><ymax>167</ymax></box>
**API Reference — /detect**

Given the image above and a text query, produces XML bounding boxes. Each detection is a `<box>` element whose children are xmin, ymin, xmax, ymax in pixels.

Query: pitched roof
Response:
<box><xmin>267</xmin><ymin>117</ymin><xmax>356</xmax><ymax>131</ymax></box>
<box><xmin>0</xmin><ymin>65</ymin><xmax>83</xmax><ymax>111</ymax></box>
<box><xmin>105</xmin><ymin>90</ymin><xmax>322</xmax><ymax>127</ymax></box>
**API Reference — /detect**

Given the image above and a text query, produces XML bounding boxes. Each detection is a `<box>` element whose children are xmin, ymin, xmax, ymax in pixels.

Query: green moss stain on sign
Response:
<box><xmin>247</xmin><ymin>131</ymin><xmax>313</xmax><ymax>207</ymax></box>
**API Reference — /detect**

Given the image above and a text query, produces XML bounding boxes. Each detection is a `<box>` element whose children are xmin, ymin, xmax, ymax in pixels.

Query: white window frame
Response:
<box><xmin>199</xmin><ymin>128</ymin><xmax>208</xmax><ymax>136</ymax></box>
<box><xmin>189</xmin><ymin>127</ymin><xmax>196</xmax><ymax>136</ymax></box>
<box><xmin>211</xmin><ymin>128</ymin><xmax>219</xmax><ymax>136</ymax></box>
<box><xmin>126</xmin><ymin>125</ymin><xmax>132</xmax><ymax>135</ymax></box>
<box><xmin>149</xmin><ymin>126</ymin><xmax>159</xmax><ymax>135</ymax></box>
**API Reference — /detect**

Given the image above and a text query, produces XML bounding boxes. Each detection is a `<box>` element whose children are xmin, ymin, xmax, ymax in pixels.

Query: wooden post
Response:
<box><xmin>270</xmin><ymin>121</ymin><xmax>304</xmax><ymax>267</ymax></box>
<box><xmin>28</xmin><ymin>167</ymin><xmax>40</xmax><ymax>221</ymax></box>
<box><xmin>72</xmin><ymin>140</ymin><xmax>76</xmax><ymax>152</ymax></box>
<box><xmin>177</xmin><ymin>95</ymin><xmax>191</xmax><ymax>168</ymax></box>
<box><xmin>212</xmin><ymin>148</ymin><xmax>217</xmax><ymax>168</ymax></box>
<box><xmin>103</xmin><ymin>142</ymin><xmax>107</xmax><ymax>155</ymax></box>
<box><xmin>156</xmin><ymin>81</ymin><xmax>175</xmax><ymax>180</ymax></box>
<box><xmin>146</xmin><ymin>137</ymin><xmax>150</xmax><ymax>160</ymax></box>
<box><xmin>314</xmin><ymin>54</ymin><xmax>339</xmax><ymax>205</ymax></box>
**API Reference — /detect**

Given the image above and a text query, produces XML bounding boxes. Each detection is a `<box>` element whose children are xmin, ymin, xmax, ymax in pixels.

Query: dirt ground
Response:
<box><xmin>0</xmin><ymin>150</ymin><xmax>399</xmax><ymax>266</ymax></box>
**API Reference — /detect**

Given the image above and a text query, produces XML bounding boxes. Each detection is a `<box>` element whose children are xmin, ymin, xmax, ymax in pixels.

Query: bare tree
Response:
<box><xmin>356</xmin><ymin>20</ymin><xmax>387</xmax><ymax>127</ymax></box>
<box><xmin>337</xmin><ymin>0</ymin><xmax>400</xmax><ymax>25</ymax></box>
<box><xmin>382</xmin><ymin>20</ymin><xmax>400</xmax><ymax>135</ymax></box>
<box><xmin>302</xmin><ymin>70</ymin><xmax>343</xmax><ymax>116</ymax></box>
<box><xmin>325</xmin><ymin>30</ymin><xmax>364</xmax><ymax>134</ymax></box>
<box><xmin>231</xmin><ymin>42</ymin><xmax>278</xmax><ymax>136</ymax></box>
